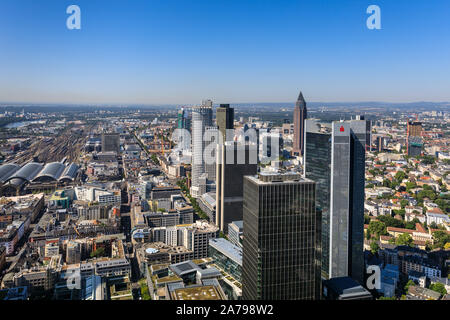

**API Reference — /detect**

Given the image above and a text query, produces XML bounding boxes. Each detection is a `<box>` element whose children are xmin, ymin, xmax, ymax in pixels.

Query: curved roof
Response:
<box><xmin>59</xmin><ymin>163</ymin><xmax>79</xmax><ymax>181</ymax></box>
<box><xmin>32</xmin><ymin>162</ymin><xmax>66</xmax><ymax>182</ymax></box>
<box><xmin>5</xmin><ymin>162</ymin><xmax>43</xmax><ymax>185</ymax></box>
<box><xmin>0</xmin><ymin>164</ymin><xmax>20</xmax><ymax>183</ymax></box>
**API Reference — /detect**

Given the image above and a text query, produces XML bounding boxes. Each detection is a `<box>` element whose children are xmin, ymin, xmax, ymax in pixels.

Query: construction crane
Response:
<box><xmin>73</xmin><ymin>225</ymin><xmax>80</xmax><ymax>237</ymax></box>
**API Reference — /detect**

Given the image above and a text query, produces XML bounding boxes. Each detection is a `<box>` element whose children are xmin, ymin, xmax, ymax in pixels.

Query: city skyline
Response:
<box><xmin>0</xmin><ymin>0</ymin><xmax>449</xmax><ymax>306</ymax></box>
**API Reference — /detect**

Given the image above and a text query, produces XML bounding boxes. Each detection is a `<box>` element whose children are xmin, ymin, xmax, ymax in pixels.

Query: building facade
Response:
<box><xmin>216</xmin><ymin>142</ymin><xmax>257</xmax><ymax>233</ymax></box>
<box><xmin>190</xmin><ymin>101</ymin><xmax>213</xmax><ymax>198</ymax></box>
<box><xmin>242</xmin><ymin>173</ymin><xmax>321</xmax><ymax>300</ymax></box>
<box><xmin>304</xmin><ymin>118</ymin><xmax>367</xmax><ymax>284</ymax></box>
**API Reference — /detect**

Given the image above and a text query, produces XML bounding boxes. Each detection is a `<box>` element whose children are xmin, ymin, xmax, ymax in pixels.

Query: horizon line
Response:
<box><xmin>0</xmin><ymin>100</ymin><xmax>449</xmax><ymax>108</ymax></box>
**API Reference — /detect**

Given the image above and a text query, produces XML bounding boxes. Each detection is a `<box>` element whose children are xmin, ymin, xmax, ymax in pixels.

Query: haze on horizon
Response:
<box><xmin>0</xmin><ymin>0</ymin><xmax>449</xmax><ymax>105</ymax></box>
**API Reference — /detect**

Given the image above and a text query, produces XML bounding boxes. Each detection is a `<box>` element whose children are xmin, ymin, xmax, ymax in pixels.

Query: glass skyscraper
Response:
<box><xmin>190</xmin><ymin>100</ymin><xmax>213</xmax><ymax>198</ymax></box>
<box><xmin>242</xmin><ymin>173</ymin><xmax>321</xmax><ymax>300</ymax></box>
<box><xmin>216</xmin><ymin>142</ymin><xmax>258</xmax><ymax>233</ymax></box>
<box><xmin>304</xmin><ymin>120</ymin><xmax>332</xmax><ymax>280</ymax></box>
<box><xmin>304</xmin><ymin>118</ymin><xmax>367</xmax><ymax>284</ymax></box>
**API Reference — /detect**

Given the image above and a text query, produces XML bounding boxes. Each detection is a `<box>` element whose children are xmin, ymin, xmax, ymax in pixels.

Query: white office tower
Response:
<box><xmin>190</xmin><ymin>100</ymin><xmax>213</xmax><ymax>198</ymax></box>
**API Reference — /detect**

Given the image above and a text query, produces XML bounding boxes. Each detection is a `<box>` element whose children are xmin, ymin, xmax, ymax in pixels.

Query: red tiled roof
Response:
<box><xmin>427</xmin><ymin>207</ymin><xmax>444</xmax><ymax>214</ymax></box>
<box><xmin>415</xmin><ymin>223</ymin><xmax>426</xmax><ymax>233</ymax></box>
<box><xmin>387</xmin><ymin>227</ymin><xmax>414</xmax><ymax>234</ymax></box>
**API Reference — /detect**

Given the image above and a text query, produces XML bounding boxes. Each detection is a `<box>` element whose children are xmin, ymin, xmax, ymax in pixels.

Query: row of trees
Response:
<box><xmin>176</xmin><ymin>179</ymin><xmax>210</xmax><ymax>221</ymax></box>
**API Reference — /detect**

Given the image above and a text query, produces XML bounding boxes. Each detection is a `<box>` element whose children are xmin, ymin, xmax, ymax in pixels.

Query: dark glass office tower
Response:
<box><xmin>347</xmin><ymin>119</ymin><xmax>367</xmax><ymax>284</ymax></box>
<box><xmin>242</xmin><ymin>173</ymin><xmax>321</xmax><ymax>300</ymax></box>
<box><xmin>216</xmin><ymin>142</ymin><xmax>257</xmax><ymax>233</ymax></box>
<box><xmin>304</xmin><ymin>119</ymin><xmax>367</xmax><ymax>285</ymax></box>
<box><xmin>304</xmin><ymin>120</ymin><xmax>332</xmax><ymax>280</ymax></box>
<box><xmin>216</xmin><ymin>104</ymin><xmax>234</xmax><ymax>143</ymax></box>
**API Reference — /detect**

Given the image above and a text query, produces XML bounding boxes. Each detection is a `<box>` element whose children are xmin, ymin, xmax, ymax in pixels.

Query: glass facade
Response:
<box><xmin>208</xmin><ymin>241</ymin><xmax>242</xmax><ymax>282</ymax></box>
<box><xmin>330</xmin><ymin>122</ymin><xmax>351</xmax><ymax>279</ymax></box>
<box><xmin>304</xmin><ymin>120</ymin><xmax>367</xmax><ymax>285</ymax></box>
<box><xmin>304</xmin><ymin>127</ymin><xmax>331</xmax><ymax>280</ymax></box>
<box><xmin>242</xmin><ymin>175</ymin><xmax>321</xmax><ymax>300</ymax></box>
<box><xmin>348</xmin><ymin>122</ymin><xmax>367</xmax><ymax>284</ymax></box>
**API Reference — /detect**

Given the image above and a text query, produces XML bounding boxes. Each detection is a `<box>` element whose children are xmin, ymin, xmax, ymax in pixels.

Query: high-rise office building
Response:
<box><xmin>304</xmin><ymin>120</ymin><xmax>332</xmax><ymax>280</ymax></box>
<box><xmin>304</xmin><ymin>118</ymin><xmax>367</xmax><ymax>284</ymax></box>
<box><xmin>293</xmin><ymin>91</ymin><xmax>307</xmax><ymax>156</ymax></box>
<box><xmin>190</xmin><ymin>101</ymin><xmax>213</xmax><ymax>198</ymax></box>
<box><xmin>204</xmin><ymin>126</ymin><xmax>218</xmax><ymax>183</ymax></box>
<box><xmin>176</xmin><ymin>107</ymin><xmax>191</xmax><ymax>151</ymax></box>
<box><xmin>177</xmin><ymin>107</ymin><xmax>191</xmax><ymax>131</ymax></box>
<box><xmin>101</xmin><ymin>133</ymin><xmax>120</xmax><ymax>153</ymax></box>
<box><xmin>376</xmin><ymin>136</ymin><xmax>385</xmax><ymax>152</ymax></box>
<box><xmin>258</xmin><ymin>129</ymin><xmax>283</xmax><ymax>163</ymax></box>
<box><xmin>216</xmin><ymin>142</ymin><xmax>257</xmax><ymax>233</ymax></box>
<box><xmin>242</xmin><ymin>173</ymin><xmax>321</xmax><ymax>300</ymax></box>
<box><xmin>407</xmin><ymin>120</ymin><xmax>423</xmax><ymax>156</ymax></box>
<box><xmin>365</xmin><ymin>119</ymin><xmax>372</xmax><ymax>151</ymax></box>
<box><xmin>216</xmin><ymin>104</ymin><xmax>234</xmax><ymax>143</ymax></box>
<box><xmin>407</xmin><ymin>120</ymin><xmax>422</xmax><ymax>137</ymax></box>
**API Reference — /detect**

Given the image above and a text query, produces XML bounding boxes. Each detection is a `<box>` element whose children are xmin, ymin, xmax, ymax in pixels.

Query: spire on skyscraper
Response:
<box><xmin>293</xmin><ymin>90</ymin><xmax>307</xmax><ymax>155</ymax></box>
<box><xmin>297</xmin><ymin>91</ymin><xmax>305</xmax><ymax>104</ymax></box>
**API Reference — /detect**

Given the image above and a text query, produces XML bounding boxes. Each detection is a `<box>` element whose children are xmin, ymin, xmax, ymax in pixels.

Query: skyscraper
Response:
<box><xmin>101</xmin><ymin>133</ymin><xmax>120</xmax><ymax>153</ymax></box>
<box><xmin>216</xmin><ymin>142</ymin><xmax>257</xmax><ymax>233</ymax></box>
<box><xmin>216</xmin><ymin>104</ymin><xmax>234</xmax><ymax>143</ymax></box>
<box><xmin>304</xmin><ymin>117</ymin><xmax>367</xmax><ymax>284</ymax></box>
<box><xmin>204</xmin><ymin>126</ymin><xmax>218</xmax><ymax>183</ymax></box>
<box><xmin>190</xmin><ymin>101</ymin><xmax>213</xmax><ymax>198</ymax></box>
<box><xmin>407</xmin><ymin>120</ymin><xmax>423</xmax><ymax>156</ymax></box>
<box><xmin>293</xmin><ymin>91</ymin><xmax>307</xmax><ymax>156</ymax></box>
<box><xmin>177</xmin><ymin>107</ymin><xmax>191</xmax><ymax>131</ymax></box>
<box><xmin>304</xmin><ymin>120</ymin><xmax>332</xmax><ymax>280</ymax></box>
<box><xmin>242</xmin><ymin>173</ymin><xmax>321</xmax><ymax>300</ymax></box>
<box><xmin>176</xmin><ymin>107</ymin><xmax>191</xmax><ymax>151</ymax></box>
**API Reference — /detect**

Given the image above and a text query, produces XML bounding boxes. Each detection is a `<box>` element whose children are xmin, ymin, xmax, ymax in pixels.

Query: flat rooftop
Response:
<box><xmin>246</xmin><ymin>173</ymin><xmax>313</xmax><ymax>185</ymax></box>
<box><xmin>209</xmin><ymin>238</ymin><xmax>242</xmax><ymax>266</ymax></box>
<box><xmin>172</xmin><ymin>285</ymin><xmax>221</xmax><ymax>300</ymax></box>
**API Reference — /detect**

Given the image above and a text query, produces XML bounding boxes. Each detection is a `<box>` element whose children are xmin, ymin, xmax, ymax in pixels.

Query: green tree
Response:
<box><xmin>396</xmin><ymin>233</ymin><xmax>413</xmax><ymax>247</ymax></box>
<box><xmin>370</xmin><ymin>241</ymin><xmax>379</xmax><ymax>254</ymax></box>
<box><xmin>151</xmin><ymin>154</ymin><xmax>160</xmax><ymax>165</ymax></box>
<box><xmin>420</xmin><ymin>155</ymin><xmax>435</xmax><ymax>165</ymax></box>
<box><xmin>395</xmin><ymin>171</ymin><xmax>406</xmax><ymax>182</ymax></box>
<box><xmin>378</xmin><ymin>296</ymin><xmax>396</xmax><ymax>300</ymax></box>
<box><xmin>400</xmin><ymin>199</ymin><xmax>409</xmax><ymax>208</ymax></box>
<box><xmin>368</xmin><ymin>220</ymin><xmax>387</xmax><ymax>238</ymax></box>
<box><xmin>429</xmin><ymin>283</ymin><xmax>447</xmax><ymax>296</ymax></box>
<box><xmin>377</xmin><ymin>215</ymin><xmax>405</xmax><ymax>228</ymax></box>
<box><xmin>139</xmin><ymin>279</ymin><xmax>151</xmax><ymax>300</ymax></box>
<box><xmin>404</xmin><ymin>280</ymin><xmax>415</xmax><ymax>293</ymax></box>
<box><xmin>432</xmin><ymin>231</ymin><xmax>450</xmax><ymax>249</ymax></box>
<box><xmin>405</xmin><ymin>221</ymin><xmax>416</xmax><ymax>230</ymax></box>
<box><xmin>90</xmin><ymin>247</ymin><xmax>105</xmax><ymax>258</ymax></box>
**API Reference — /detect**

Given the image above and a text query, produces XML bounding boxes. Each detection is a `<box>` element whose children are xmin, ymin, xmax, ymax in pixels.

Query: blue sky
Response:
<box><xmin>0</xmin><ymin>0</ymin><xmax>449</xmax><ymax>104</ymax></box>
